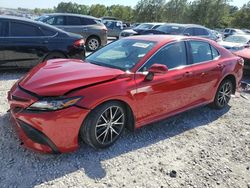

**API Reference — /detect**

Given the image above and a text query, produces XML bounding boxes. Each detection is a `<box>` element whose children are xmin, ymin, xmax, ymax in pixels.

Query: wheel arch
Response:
<box><xmin>43</xmin><ymin>50</ymin><xmax>67</xmax><ymax>62</ymax></box>
<box><xmin>86</xmin><ymin>35</ymin><xmax>101</xmax><ymax>44</ymax></box>
<box><xmin>221</xmin><ymin>74</ymin><xmax>237</xmax><ymax>94</ymax></box>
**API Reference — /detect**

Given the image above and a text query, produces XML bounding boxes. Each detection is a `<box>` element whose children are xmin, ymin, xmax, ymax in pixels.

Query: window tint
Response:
<box><xmin>82</xmin><ymin>18</ymin><xmax>96</xmax><ymax>25</ymax></box>
<box><xmin>194</xmin><ymin>28</ymin><xmax>209</xmax><ymax>36</ymax></box>
<box><xmin>184</xmin><ymin>28</ymin><xmax>194</xmax><ymax>35</ymax></box>
<box><xmin>142</xmin><ymin>41</ymin><xmax>187</xmax><ymax>71</ymax></box>
<box><xmin>211</xmin><ymin>45</ymin><xmax>220</xmax><ymax>59</ymax></box>
<box><xmin>189</xmin><ymin>41</ymin><xmax>213</xmax><ymax>63</ymax></box>
<box><xmin>0</xmin><ymin>21</ymin><xmax>8</xmax><ymax>37</ymax></box>
<box><xmin>41</xmin><ymin>27</ymin><xmax>57</xmax><ymax>36</ymax></box>
<box><xmin>10</xmin><ymin>22</ymin><xmax>42</xmax><ymax>37</ymax></box>
<box><xmin>66</xmin><ymin>16</ymin><xmax>82</xmax><ymax>25</ymax></box>
<box><xmin>45</xmin><ymin>16</ymin><xmax>65</xmax><ymax>25</ymax></box>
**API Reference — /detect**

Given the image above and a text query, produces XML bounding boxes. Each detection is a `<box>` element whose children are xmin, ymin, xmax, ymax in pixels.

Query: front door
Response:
<box><xmin>134</xmin><ymin>41</ymin><xmax>197</xmax><ymax>125</ymax></box>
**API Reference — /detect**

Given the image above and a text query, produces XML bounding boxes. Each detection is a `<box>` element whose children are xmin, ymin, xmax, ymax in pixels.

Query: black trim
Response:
<box><xmin>18</xmin><ymin>84</ymin><xmax>41</xmax><ymax>99</ymax></box>
<box><xmin>17</xmin><ymin>119</ymin><xmax>60</xmax><ymax>154</ymax></box>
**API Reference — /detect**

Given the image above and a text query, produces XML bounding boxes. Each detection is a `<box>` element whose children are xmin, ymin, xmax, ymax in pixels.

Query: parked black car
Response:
<box><xmin>0</xmin><ymin>16</ymin><xmax>85</xmax><ymax>69</ymax></box>
<box><xmin>141</xmin><ymin>23</ymin><xmax>217</xmax><ymax>41</ymax></box>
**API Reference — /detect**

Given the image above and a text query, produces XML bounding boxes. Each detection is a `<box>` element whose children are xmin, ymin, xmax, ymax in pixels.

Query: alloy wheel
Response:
<box><xmin>88</xmin><ymin>38</ymin><xmax>99</xmax><ymax>51</ymax></box>
<box><xmin>217</xmin><ymin>81</ymin><xmax>232</xmax><ymax>107</ymax></box>
<box><xmin>95</xmin><ymin>106</ymin><xmax>125</xmax><ymax>145</ymax></box>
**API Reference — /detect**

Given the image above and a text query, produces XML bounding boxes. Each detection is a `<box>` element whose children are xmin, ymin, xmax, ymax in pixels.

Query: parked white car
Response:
<box><xmin>218</xmin><ymin>34</ymin><xmax>250</xmax><ymax>51</ymax></box>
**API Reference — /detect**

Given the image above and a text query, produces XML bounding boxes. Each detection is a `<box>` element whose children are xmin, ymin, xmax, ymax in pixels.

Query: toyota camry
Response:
<box><xmin>8</xmin><ymin>35</ymin><xmax>243</xmax><ymax>153</ymax></box>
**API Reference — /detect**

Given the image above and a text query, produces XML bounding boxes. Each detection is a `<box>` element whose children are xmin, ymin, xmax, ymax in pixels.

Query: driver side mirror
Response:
<box><xmin>145</xmin><ymin>64</ymin><xmax>168</xmax><ymax>81</ymax></box>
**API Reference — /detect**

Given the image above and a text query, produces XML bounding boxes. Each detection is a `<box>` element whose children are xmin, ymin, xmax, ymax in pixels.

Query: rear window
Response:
<box><xmin>10</xmin><ymin>22</ymin><xmax>43</xmax><ymax>37</ymax></box>
<box><xmin>66</xmin><ymin>16</ymin><xmax>82</xmax><ymax>26</ymax></box>
<box><xmin>41</xmin><ymin>27</ymin><xmax>57</xmax><ymax>36</ymax></box>
<box><xmin>189</xmin><ymin>41</ymin><xmax>213</xmax><ymax>64</ymax></box>
<box><xmin>82</xmin><ymin>18</ymin><xmax>96</xmax><ymax>25</ymax></box>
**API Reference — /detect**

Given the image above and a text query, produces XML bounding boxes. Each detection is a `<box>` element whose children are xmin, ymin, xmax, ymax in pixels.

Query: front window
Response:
<box><xmin>140</xmin><ymin>41</ymin><xmax>187</xmax><ymax>71</ymax></box>
<box><xmin>86</xmin><ymin>39</ymin><xmax>156</xmax><ymax>71</ymax></box>
<box><xmin>224</xmin><ymin>35</ymin><xmax>249</xmax><ymax>44</ymax></box>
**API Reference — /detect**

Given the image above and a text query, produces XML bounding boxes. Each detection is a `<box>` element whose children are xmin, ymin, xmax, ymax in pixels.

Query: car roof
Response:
<box><xmin>0</xmin><ymin>15</ymin><xmax>67</xmax><ymax>33</ymax></box>
<box><xmin>161</xmin><ymin>23</ymin><xmax>209</xmax><ymax>29</ymax></box>
<box><xmin>41</xmin><ymin>13</ymin><xmax>98</xmax><ymax>20</ymax></box>
<box><xmin>125</xmin><ymin>34</ymin><xmax>212</xmax><ymax>43</ymax></box>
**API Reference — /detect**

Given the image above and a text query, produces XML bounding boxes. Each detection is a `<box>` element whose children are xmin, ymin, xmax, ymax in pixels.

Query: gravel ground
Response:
<box><xmin>0</xmin><ymin>70</ymin><xmax>249</xmax><ymax>188</ymax></box>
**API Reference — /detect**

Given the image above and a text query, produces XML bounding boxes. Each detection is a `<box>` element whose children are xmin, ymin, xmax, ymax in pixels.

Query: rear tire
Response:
<box><xmin>209</xmin><ymin>79</ymin><xmax>233</xmax><ymax>109</ymax></box>
<box><xmin>80</xmin><ymin>101</ymin><xmax>126</xmax><ymax>149</ymax></box>
<box><xmin>86</xmin><ymin>36</ymin><xmax>100</xmax><ymax>51</ymax></box>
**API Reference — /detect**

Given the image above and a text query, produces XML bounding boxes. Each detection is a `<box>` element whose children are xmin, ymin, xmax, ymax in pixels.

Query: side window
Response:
<box><xmin>184</xmin><ymin>28</ymin><xmax>194</xmax><ymax>36</ymax></box>
<box><xmin>189</xmin><ymin>41</ymin><xmax>213</xmax><ymax>64</ymax></box>
<box><xmin>194</xmin><ymin>28</ymin><xmax>209</xmax><ymax>36</ymax></box>
<box><xmin>141</xmin><ymin>41</ymin><xmax>187</xmax><ymax>71</ymax></box>
<box><xmin>10</xmin><ymin>22</ymin><xmax>43</xmax><ymax>37</ymax></box>
<box><xmin>0</xmin><ymin>21</ymin><xmax>8</xmax><ymax>37</ymax></box>
<box><xmin>45</xmin><ymin>16</ymin><xmax>65</xmax><ymax>25</ymax></box>
<box><xmin>66</xmin><ymin>16</ymin><xmax>82</xmax><ymax>26</ymax></box>
<box><xmin>41</xmin><ymin>27</ymin><xmax>57</xmax><ymax>36</ymax></box>
<box><xmin>211</xmin><ymin>45</ymin><xmax>220</xmax><ymax>59</ymax></box>
<box><xmin>82</xmin><ymin>18</ymin><xmax>96</xmax><ymax>25</ymax></box>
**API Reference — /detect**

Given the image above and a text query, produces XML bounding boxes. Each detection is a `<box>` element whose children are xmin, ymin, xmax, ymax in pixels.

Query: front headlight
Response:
<box><xmin>27</xmin><ymin>96</ymin><xmax>82</xmax><ymax>111</ymax></box>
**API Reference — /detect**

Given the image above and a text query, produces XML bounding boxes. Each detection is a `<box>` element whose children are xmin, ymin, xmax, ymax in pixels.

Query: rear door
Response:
<box><xmin>186</xmin><ymin>40</ymin><xmax>222</xmax><ymax>102</ymax></box>
<box><xmin>5</xmin><ymin>21</ymin><xmax>50</xmax><ymax>68</ymax></box>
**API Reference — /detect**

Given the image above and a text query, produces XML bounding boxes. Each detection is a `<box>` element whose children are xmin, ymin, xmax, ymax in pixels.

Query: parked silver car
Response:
<box><xmin>37</xmin><ymin>13</ymin><xmax>108</xmax><ymax>51</ymax></box>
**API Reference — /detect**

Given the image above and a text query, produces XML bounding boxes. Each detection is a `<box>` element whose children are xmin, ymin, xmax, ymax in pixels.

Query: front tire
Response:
<box><xmin>80</xmin><ymin>101</ymin><xmax>126</xmax><ymax>149</ymax></box>
<box><xmin>210</xmin><ymin>79</ymin><xmax>233</xmax><ymax>109</ymax></box>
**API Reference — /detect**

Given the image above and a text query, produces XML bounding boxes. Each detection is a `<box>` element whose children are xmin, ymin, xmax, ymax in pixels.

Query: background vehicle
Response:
<box><xmin>234</xmin><ymin>48</ymin><xmax>250</xmax><ymax>73</ymax></box>
<box><xmin>218</xmin><ymin>34</ymin><xmax>250</xmax><ymax>51</ymax></box>
<box><xmin>8</xmin><ymin>35</ymin><xmax>243</xmax><ymax>153</ymax></box>
<box><xmin>223</xmin><ymin>28</ymin><xmax>245</xmax><ymax>38</ymax></box>
<box><xmin>0</xmin><ymin>16</ymin><xmax>85</xmax><ymax>69</ymax></box>
<box><xmin>37</xmin><ymin>13</ymin><xmax>108</xmax><ymax>51</ymax></box>
<box><xmin>119</xmin><ymin>22</ymin><xmax>164</xmax><ymax>38</ymax></box>
<box><xmin>103</xmin><ymin>20</ymin><xmax>125</xmax><ymax>38</ymax></box>
<box><xmin>142</xmin><ymin>23</ymin><xmax>217</xmax><ymax>41</ymax></box>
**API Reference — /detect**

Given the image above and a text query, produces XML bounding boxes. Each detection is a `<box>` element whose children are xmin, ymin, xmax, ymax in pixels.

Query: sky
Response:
<box><xmin>0</xmin><ymin>0</ymin><xmax>249</xmax><ymax>9</ymax></box>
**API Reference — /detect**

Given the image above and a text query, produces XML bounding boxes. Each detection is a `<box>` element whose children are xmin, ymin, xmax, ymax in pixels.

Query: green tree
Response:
<box><xmin>134</xmin><ymin>0</ymin><xmax>165</xmax><ymax>22</ymax></box>
<box><xmin>89</xmin><ymin>4</ymin><xmax>107</xmax><ymax>18</ymax></box>
<box><xmin>231</xmin><ymin>2</ymin><xmax>250</xmax><ymax>29</ymax></box>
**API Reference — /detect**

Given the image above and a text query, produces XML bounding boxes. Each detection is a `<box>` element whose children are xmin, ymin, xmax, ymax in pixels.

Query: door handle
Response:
<box><xmin>43</xmin><ymin>41</ymin><xmax>49</xmax><ymax>44</ymax></box>
<box><xmin>217</xmin><ymin>64</ymin><xmax>225</xmax><ymax>69</ymax></box>
<box><xmin>183</xmin><ymin>71</ymin><xmax>193</xmax><ymax>77</ymax></box>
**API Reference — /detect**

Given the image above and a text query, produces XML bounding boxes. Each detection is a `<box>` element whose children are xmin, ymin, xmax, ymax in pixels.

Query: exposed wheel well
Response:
<box><xmin>222</xmin><ymin>74</ymin><xmax>236</xmax><ymax>94</ymax></box>
<box><xmin>43</xmin><ymin>51</ymin><xmax>67</xmax><ymax>61</ymax></box>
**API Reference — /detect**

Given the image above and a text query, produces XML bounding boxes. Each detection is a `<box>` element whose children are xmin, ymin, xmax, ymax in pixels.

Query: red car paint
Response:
<box><xmin>8</xmin><ymin>35</ymin><xmax>243</xmax><ymax>153</ymax></box>
<box><xmin>233</xmin><ymin>48</ymin><xmax>250</xmax><ymax>71</ymax></box>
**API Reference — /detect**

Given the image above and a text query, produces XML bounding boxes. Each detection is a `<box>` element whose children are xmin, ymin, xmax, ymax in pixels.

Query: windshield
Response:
<box><xmin>224</xmin><ymin>35</ymin><xmax>249</xmax><ymax>44</ymax></box>
<box><xmin>156</xmin><ymin>25</ymin><xmax>185</xmax><ymax>34</ymax></box>
<box><xmin>86</xmin><ymin>39</ymin><xmax>156</xmax><ymax>71</ymax></box>
<box><xmin>134</xmin><ymin>24</ymin><xmax>154</xmax><ymax>30</ymax></box>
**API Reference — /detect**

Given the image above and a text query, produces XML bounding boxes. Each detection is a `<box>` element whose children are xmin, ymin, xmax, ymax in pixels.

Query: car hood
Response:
<box><xmin>122</xmin><ymin>29</ymin><xmax>137</xmax><ymax>34</ymax></box>
<box><xmin>219</xmin><ymin>41</ymin><xmax>245</xmax><ymax>48</ymax></box>
<box><xmin>233</xmin><ymin>48</ymin><xmax>250</xmax><ymax>59</ymax></box>
<box><xmin>19</xmin><ymin>59</ymin><xmax>124</xmax><ymax>96</ymax></box>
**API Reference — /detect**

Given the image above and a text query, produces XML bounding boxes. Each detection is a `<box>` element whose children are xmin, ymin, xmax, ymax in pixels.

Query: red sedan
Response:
<box><xmin>8</xmin><ymin>35</ymin><xmax>243</xmax><ymax>153</ymax></box>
